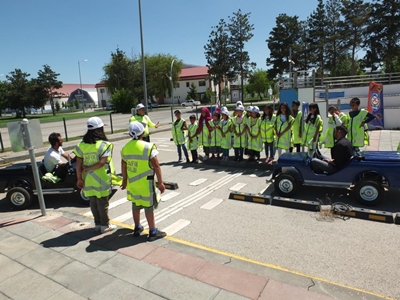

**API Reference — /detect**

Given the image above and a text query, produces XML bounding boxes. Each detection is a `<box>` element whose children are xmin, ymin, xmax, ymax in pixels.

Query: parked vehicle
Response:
<box><xmin>181</xmin><ymin>99</ymin><xmax>201</xmax><ymax>107</ymax></box>
<box><xmin>272</xmin><ymin>151</ymin><xmax>400</xmax><ymax>206</ymax></box>
<box><xmin>0</xmin><ymin>156</ymin><xmax>89</xmax><ymax>210</ymax></box>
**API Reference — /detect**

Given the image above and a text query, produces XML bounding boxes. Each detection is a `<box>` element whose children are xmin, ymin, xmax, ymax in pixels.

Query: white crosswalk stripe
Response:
<box><xmin>189</xmin><ymin>178</ymin><xmax>207</xmax><ymax>186</ymax></box>
<box><xmin>162</xmin><ymin>219</ymin><xmax>191</xmax><ymax>236</ymax></box>
<box><xmin>161</xmin><ymin>191</ymin><xmax>181</xmax><ymax>202</ymax></box>
<box><xmin>229</xmin><ymin>183</ymin><xmax>247</xmax><ymax>191</ymax></box>
<box><xmin>200</xmin><ymin>198</ymin><xmax>223</xmax><ymax>210</ymax></box>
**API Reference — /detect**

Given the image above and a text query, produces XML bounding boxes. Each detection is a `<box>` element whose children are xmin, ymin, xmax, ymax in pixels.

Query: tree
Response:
<box><xmin>37</xmin><ymin>65</ymin><xmax>63</xmax><ymax>116</ymax></box>
<box><xmin>341</xmin><ymin>0</ymin><xmax>371</xmax><ymax>75</ymax></box>
<box><xmin>6</xmin><ymin>69</ymin><xmax>31</xmax><ymax>118</ymax></box>
<box><xmin>0</xmin><ymin>81</ymin><xmax>9</xmax><ymax>115</ymax></box>
<box><xmin>186</xmin><ymin>83</ymin><xmax>198</xmax><ymax>101</ymax></box>
<box><xmin>28</xmin><ymin>78</ymin><xmax>48</xmax><ymax>109</ymax></box>
<box><xmin>307</xmin><ymin>0</ymin><xmax>328</xmax><ymax>76</ymax></box>
<box><xmin>247</xmin><ymin>69</ymin><xmax>270</xmax><ymax>100</ymax></box>
<box><xmin>266</xmin><ymin>14</ymin><xmax>303</xmax><ymax>79</ymax></box>
<box><xmin>204</xmin><ymin>19</ymin><xmax>235</xmax><ymax>102</ymax></box>
<box><xmin>228</xmin><ymin>9</ymin><xmax>256</xmax><ymax>101</ymax></box>
<box><xmin>110</xmin><ymin>88</ymin><xmax>136</xmax><ymax>113</ymax></box>
<box><xmin>55</xmin><ymin>101</ymin><xmax>61</xmax><ymax>112</ymax></box>
<box><xmin>364</xmin><ymin>0</ymin><xmax>400</xmax><ymax>73</ymax></box>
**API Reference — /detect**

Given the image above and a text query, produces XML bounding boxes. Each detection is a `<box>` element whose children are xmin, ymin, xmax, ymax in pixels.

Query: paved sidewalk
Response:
<box><xmin>0</xmin><ymin>210</ymin><xmax>385</xmax><ymax>300</ymax></box>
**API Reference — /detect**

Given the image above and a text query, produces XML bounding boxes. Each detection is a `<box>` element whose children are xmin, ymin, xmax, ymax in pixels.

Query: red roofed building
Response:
<box><xmin>95</xmin><ymin>65</ymin><xmax>224</xmax><ymax>106</ymax></box>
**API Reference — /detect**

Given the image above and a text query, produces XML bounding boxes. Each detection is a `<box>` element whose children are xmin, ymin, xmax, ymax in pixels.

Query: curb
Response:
<box><xmin>271</xmin><ymin>196</ymin><xmax>321</xmax><ymax>212</ymax></box>
<box><xmin>334</xmin><ymin>207</ymin><xmax>395</xmax><ymax>224</ymax></box>
<box><xmin>229</xmin><ymin>192</ymin><xmax>271</xmax><ymax>204</ymax></box>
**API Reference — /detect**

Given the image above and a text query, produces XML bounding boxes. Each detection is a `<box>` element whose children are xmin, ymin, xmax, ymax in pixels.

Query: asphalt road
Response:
<box><xmin>0</xmin><ymin>130</ymin><xmax>399</xmax><ymax>299</ymax></box>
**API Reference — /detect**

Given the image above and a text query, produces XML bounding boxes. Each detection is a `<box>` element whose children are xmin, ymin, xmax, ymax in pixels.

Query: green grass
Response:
<box><xmin>0</xmin><ymin>110</ymin><xmax>112</xmax><ymax>128</ymax></box>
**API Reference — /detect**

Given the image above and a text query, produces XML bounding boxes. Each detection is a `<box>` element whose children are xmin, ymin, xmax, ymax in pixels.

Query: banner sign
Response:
<box><xmin>367</xmin><ymin>81</ymin><xmax>384</xmax><ymax>128</ymax></box>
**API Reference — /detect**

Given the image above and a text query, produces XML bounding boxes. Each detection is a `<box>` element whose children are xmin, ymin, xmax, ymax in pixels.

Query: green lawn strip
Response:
<box><xmin>0</xmin><ymin>110</ymin><xmax>111</xmax><ymax>128</ymax></box>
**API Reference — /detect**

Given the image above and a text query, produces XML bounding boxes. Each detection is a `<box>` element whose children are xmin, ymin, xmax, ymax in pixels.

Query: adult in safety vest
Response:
<box><xmin>121</xmin><ymin>121</ymin><xmax>166</xmax><ymax>242</ymax></box>
<box><xmin>348</xmin><ymin>97</ymin><xmax>376</xmax><ymax>149</ymax></box>
<box><xmin>74</xmin><ymin>117</ymin><xmax>116</xmax><ymax>234</ymax></box>
<box><xmin>129</xmin><ymin>103</ymin><xmax>160</xmax><ymax>142</ymax></box>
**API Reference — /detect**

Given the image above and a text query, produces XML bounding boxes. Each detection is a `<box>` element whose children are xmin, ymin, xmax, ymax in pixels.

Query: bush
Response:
<box><xmin>55</xmin><ymin>101</ymin><xmax>61</xmax><ymax>112</ymax></box>
<box><xmin>111</xmin><ymin>88</ymin><xmax>136</xmax><ymax>113</ymax></box>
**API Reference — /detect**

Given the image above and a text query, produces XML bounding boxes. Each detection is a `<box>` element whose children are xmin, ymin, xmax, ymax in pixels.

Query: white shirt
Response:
<box><xmin>44</xmin><ymin>147</ymin><xmax>65</xmax><ymax>172</ymax></box>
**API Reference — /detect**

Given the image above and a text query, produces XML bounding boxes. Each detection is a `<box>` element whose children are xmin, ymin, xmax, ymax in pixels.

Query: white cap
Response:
<box><xmin>129</xmin><ymin>121</ymin><xmax>145</xmax><ymax>139</ymax></box>
<box><xmin>87</xmin><ymin>117</ymin><xmax>104</xmax><ymax>130</ymax></box>
<box><xmin>221</xmin><ymin>108</ymin><xmax>230</xmax><ymax>116</ymax></box>
<box><xmin>235</xmin><ymin>105</ymin><xmax>244</xmax><ymax>111</ymax></box>
<box><xmin>136</xmin><ymin>103</ymin><xmax>145</xmax><ymax>110</ymax></box>
<box><xmin>236</xmin><ymin>101</ymin><xmax>243</xmax><ymax>106</ymax></box>
<box><xmin>252</xmin><ymin>106</ymin><xmax>260</xmax><ymax>113</ymax></box>
<box><xmin>246</xmin><ymin>106</ymin><xmax>254</xmax><ymax>112</ymax></box>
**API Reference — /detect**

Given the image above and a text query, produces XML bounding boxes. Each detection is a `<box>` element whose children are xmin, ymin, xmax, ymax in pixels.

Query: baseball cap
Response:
<box><xmin>174</xmin><ymin>109</ymin><xmax>181</xmax><ymax>114</ymax></box>
<box><xmin>129</xmin><ymin>121</ymin><xmax>145</xmax><ymax>139</ymax></box>
<box><xmin>235</xmin><ymin>105</ymin><xmax>244</xmax><ymax>111</ymax></box>
<box><xmin>252</xmin><ymin>106</ymin><xmax>260</xmax><ymax>113</ymax></box>
<box><xmin>221</xmin><ymin>108</ymin><xmax>230</xmax><ymax>116</ymax></box>
<box><xmin>87</xmin><ymin>117</ymin><xmax>105</xmax><ymax>130</ymax></box>
<box><xmin>136</xmin><ymin>103</ymin><xmax>145</xmax><ymax>110</ymax></box>
<box><xmin>246</xmin><ymin>106</ymin><xmax>254</xmax><ymax>112</ymax></box>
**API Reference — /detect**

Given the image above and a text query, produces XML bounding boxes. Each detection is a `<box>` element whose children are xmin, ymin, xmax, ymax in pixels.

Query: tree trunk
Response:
<box><xmin>50</xmin><ymin>98</ymin><xmax>56</xmax><ymax>116</ymax></box>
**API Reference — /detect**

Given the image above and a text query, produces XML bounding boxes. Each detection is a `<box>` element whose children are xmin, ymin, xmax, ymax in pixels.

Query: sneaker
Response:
<box><xmin>133</xmin><ymin>225</ymin><xmax>144</xmax><ymax>237</ymax></box>
<box><xmin>94</xmin><ymin>225</ymin><xmax>101</xmax><ymax>232</ymax></box>
<box><xmin>147</xmin><ymin>229</ymin><xmax>166</xmax><ymax>242</ymax></box>
<box><xmin>101</xmin><ymin>224</ymin><xmax>116</xmax><ymax>233</ymax></box>
<box><xmin>178</xmin><ymin>158</ymin><xmax>182</xmax><ymax>162</ymax></box>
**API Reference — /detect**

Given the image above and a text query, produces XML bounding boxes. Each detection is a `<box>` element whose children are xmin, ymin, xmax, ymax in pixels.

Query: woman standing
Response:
<box><xmin>74</xmin><ymin>117</ymin><xmax>116</xmax><ymax>233</ymax></box>
<box><xmin>196</xmin><ymin>107</ymin><xmax>213</xmax><ymax>160</ymax></box>
<box><xmin>274</xmin><ymin>103</ymin><xmax>294</xmax><ymax>158</ymax></box>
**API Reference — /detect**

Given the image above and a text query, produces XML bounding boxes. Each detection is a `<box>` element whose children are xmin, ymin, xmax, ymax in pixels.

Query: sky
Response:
<box><xmin>0</xmin><ymin>0</ymin><xmax>317</xmax><ymax>84</ymax></box>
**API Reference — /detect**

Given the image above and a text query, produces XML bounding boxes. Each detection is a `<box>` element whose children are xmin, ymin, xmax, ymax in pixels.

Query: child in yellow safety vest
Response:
<box><xmin>247</xmin><ymin>106</ymin><xmax>262</xmax><ymax>162</ymax></box>
<box><xmin>323</xmin><ymin>106</ymin><xmax>342</xmax><ymax>148</ymax></box>
<box><xmin>219</xmin><ymin>108</ymin><xmax>232</xmax><ymax>161</ymax></box>
<box><xmin>290</xmin><ymin>100</ymin><xmax>302</xmax><ymax>153</ymax></box>
<box><xmin>209</xmin><ymin>112</ymin><xmax>222</xmax><ymax>159</ymax></box>
<box><xmin>302</xmin><ymin>102</ymin><xmax>323</xmax><ymax>151</ymax></box>
<box><xmin>261</xmin><ymin>105</ymin><xmax>276</xmax><ymax>164</ymax></box>
<box><xmin>243</xmin><ymin>106</ymin><xmax>253</xmax><ymax>157</ymax></box>
<box><xmin>275</xmin><ymin>102</ymin><xmax>294</xmax><ymax>158</ymax></box>
<box><xmin>171</xmin><ymin>110</ymin><xmax>189</xmax><ymax>163</ymax></box>
<box><xmin>187</xmin><ymin>115</ymin><xmax>199</xmax><ymax>163</ymax></box>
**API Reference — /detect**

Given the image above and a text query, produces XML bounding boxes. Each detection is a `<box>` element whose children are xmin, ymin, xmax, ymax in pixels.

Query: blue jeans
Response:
<box><xmin>264</xmin><ymin>142</ymin><xmax>275</xmax><ymax>158</ymax></box>
<box><xmin>177</xmin><ymin>144</ymin><xmax>189</xmax><ymax>160</ymax></box>
<box><xmin>222</xmin><ymin>148</ymin><xmax>229</xmax><ymax>157</ymax></box>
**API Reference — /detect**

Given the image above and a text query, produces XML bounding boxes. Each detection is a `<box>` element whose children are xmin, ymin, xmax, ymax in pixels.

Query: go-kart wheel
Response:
<box><xmin>6</xmin><ymin>187</ymin><xmax>33</xmax><ymax>210</ymax></box>
<box><xmin>354</xmin><ymin>179</ymin><xmax>384</xmax><ymax>206</ymax></box>
<box><xmin>274</xmin><ymin>174</ymin><xmax>298</xmax><ymax>197</ymax></box>
<box><xmin>78</xmin><ymin>189</ymin><xmax>90</xmax><ymax>206</ymax></box>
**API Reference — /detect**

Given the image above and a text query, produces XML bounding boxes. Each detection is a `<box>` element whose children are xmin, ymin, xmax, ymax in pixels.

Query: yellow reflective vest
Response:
<box><xmin>261</xmin><ymin>115</ymin><xmax>276</xmax><ymax>143</ymax></box>
<box><xmin>74</xmin><ymin>140</ymin><xmax>112</xmax><ymax>198</ymax></box>
<box><xmin>248</xmin><ymin>117</ymin><xmax>262</xmax><ymax>152</ymax></box>
<box><xmin>171</xmin><ymin>119</ymin><xmax>186</xmax><ymax>146</ymax></box>
<box><xmin>232</xmin><ymin>116</ymin><xmax>246</xmax><ymax>148</ymax></box>
<box><xmin>302</xmin><ymin>115</ymin><xmax>323</xmax><ymax>149</ymax></box>
<box><xmin>275</xmin><ymin>115</ymin><xmax>294</xmax><ymax>150</ymax></box>
<box><xmin>291</xmin><ymin>111</ymin><xmax>303</xmax><ymax>144</ymax></box>
<box><xmin>220</xmin><ymin>118</ymin><xmax>232</xmax><ymax>150</ymax></box>
<box><xmin>187</xmin><ymin>122</ymin><xmax>198</xmax><ymax>151</ymax></box>
<box><xmin>121</xmin><ymin>140</ymin><xmax>157</xmax><ymax>207</ymax></box>
<box><xmin>129</xmin><ymin>114</ymin><xmax>156</xmax><ymax>136</ymax></box>
<box><xmin>209</xmin><ymin>120</ymin><xmax>222</xmax><ymax>147</ymax></box>
<box><xmin>348</xmin><ymin>109</ymin><xmax>368</xmax><ymax>147</ymax></box>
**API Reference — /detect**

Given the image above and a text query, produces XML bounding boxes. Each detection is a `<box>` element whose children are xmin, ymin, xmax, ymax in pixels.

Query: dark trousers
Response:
<box><xmin>234</xmin><ymin>148</ymin><xmax>244</xmax><ymax>160</ymax></box>
<box><xmin>89</xmin><ymin>196</ymin><xmax>110</xmax><ymax>226</ymax></box>
<box><xmin>290</xmin><ymin>143</ymin><xmax>301</xmax><ymax>153</ymax></box>
<box><xmin>203</xmin><ymin>146</ymin><xmax>210</xmax><ymax>156</ymax></box>
<box><xmin>191</xmin><ymin>150</ymin><xmax>198</xmax><ymax>162</ymax></box>
<box><xmin>177</xmin><ymin>144</ymin><xmax>189</xmax><ymax>160</ymax></box>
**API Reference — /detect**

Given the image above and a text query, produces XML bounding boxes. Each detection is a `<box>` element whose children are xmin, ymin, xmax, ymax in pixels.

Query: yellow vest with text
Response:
<box><xmin>121</xmin><ymin>140</ymin><xmax>156</xmax><ymax>207</ymax></box>
<box><xmin>74</xmin><ymin>140</ymin><xmax>112</xmax><ymax>198</ymax></box>
<box><xmin>209</xmin><ymin>120</ymin><xmax>222</xmax><ymax>147</ymax></box>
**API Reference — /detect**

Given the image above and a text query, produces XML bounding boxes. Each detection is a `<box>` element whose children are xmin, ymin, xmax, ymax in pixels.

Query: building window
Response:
<box><xmin>186</xmin><ymin>82</ymin><xmax>190</xmax><ymax>88</ymax></box>
<box><xmin>199</xmin><ymin>81</ymin><xmax>206</xmax><ymax>87</ymax></box>
<box><xmin>176</xmin><ymin>83</ymin><xmax>180</xmax><ymax>88</ymax></box>
<box><xmin>100</xmin><ymin>88</ymin><xmax>105</xmax><ymax>93</ymax></box>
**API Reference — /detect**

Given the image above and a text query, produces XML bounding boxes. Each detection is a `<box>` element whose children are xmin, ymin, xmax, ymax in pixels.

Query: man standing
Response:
<box><xmin>44</xmin><ymin>133</ymin><xmax>70</xmax><ymax>173</ymax></box>
<box><xmin>129</xmin><ymin>103</ymin><xmax>160</xmax><ymax>142</ymax></box>
<box><xmin>121</xmin><ymin>121</ymin><xmax>166</xmax><ymax>241</ymax></box>
<box><xmin>311</xmin><ymin>126</ymin><xmax>353</xmax><ymax>174</ymax></box>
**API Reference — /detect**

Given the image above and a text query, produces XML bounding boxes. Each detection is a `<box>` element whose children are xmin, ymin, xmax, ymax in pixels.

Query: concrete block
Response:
<box><xmin>0</xmin><ymin>254</ymin><xmax>25</xmax><ymax>283</ymax></box>
<box><xmin>0</xmin><ymin>235</ymin><xmax>39</xmax><ymax>259</ymax></box>
<box><xmin>213</xmin><ymin>290</ymin><xmax>249</xmax><ymax>300</ymax></box>
<box><xmin>0</xmin><ymin>269</ymin><xmax>63</xmax><ymax>300</ymax></box>
<box><xmin>34</xmin><ymin>230</ymin><xmax>81</xmax><ymax>252</ymax></box>
<box><xmin>97</xmin><ymin>253</ymin><xmax>161</xmax><ymax>287</ymax></box>
<box><xmin>143</xmin><ymin>269</ymin><xmax>219</xmax><ymax>300</ymax></box>
<box><xmin>5</xmin><ymin>220</ymin><xmax>51</xmax><ymax>239</ymax></box>
<box><xmin>46</xmin><ymin>288</ymin><xmax>87</xmax><ymax>300</ymax></box>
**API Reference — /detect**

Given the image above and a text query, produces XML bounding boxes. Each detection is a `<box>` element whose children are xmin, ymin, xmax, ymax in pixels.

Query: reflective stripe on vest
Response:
<box><xmin>275</xmin><ymin>115</ymin><xmax>293</xmax><ymax>150</ymax></box>
<box><xmin>187</xmin><ymin>123</ymin><xmax>198</xmax><ymax>150</ymax></box>
<box><xmin>171</xmin><ymin>119</ymin><xmax>185</xmax><ymax>145</ymax></box>
<box><xmin>209</xmin><ymin>120</ymin><xmax>222</xmax><ymax>147</ymax></box>
<box><xmin>121</xmin><ymin>140</ymin><xmax>156</xmax><ymax>207</ymax></box>
<box><xmin>261</xmin><ymin>115</ymin><xmax>276</xmax><ymax>143</ymax></box>
<box><xmin>291</xmin><ymin>111</ymin><xmax>303</xmax><ymax>144</ymax></box>
<box><xmin>232</xmin><ymin>117</ymin><xmax>246</xmax><ymax>148</ymax></box>
<box><xmin>303</xmin><ymin>115</ymin><xmax>322</xmax><ymax>147</ymax></box>
<box><xmin>248</xmin><ymin>118</ymin><xmax>262</xmax><ymax>151</ymax></box>
<box><xmin>220</xmin><ymin>119</ymin><xmax>232</xmax><ymax>149</ymax></box>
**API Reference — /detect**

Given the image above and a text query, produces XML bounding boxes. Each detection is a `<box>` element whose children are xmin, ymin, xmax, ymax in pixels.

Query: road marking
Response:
<box><xmin>140</xmin><ymin>171</ymin><xmax>242</xmax><ymax>225</ymax></box>
<box><xmin>158</xmin><ymin>149</ymin><xmax>176</xmax><ymax>152</ymax></box>
<box><xmin>84</xmin><ymin>197</ymin><xmax>128</xmax><ymax>216</ymax></box>
<box><xmin>161</xmin><ymin>191</ymin><xmax>180</xmax><ymax>202</ymax></box>
<box><xmin>200</xmin><ymin>198</ymin><xmax>223</xmax><ymax>210</ymax></box>
<box><xmin>189</xmin><ymin>178</ymin><xmax>208</xmax><ymax>186</ymax></box>
<box><xmin>112</xmin><ymin>211</ymin><xmax>133</xmax><ymax>223</ymax></box>
<box><xmin>229</xmin><ymin>183</ymin><xmax>247</xmax><ymax>191</ymax></box>
<box><xmin>156</xmin><ymin>144</ymin><xmax>170</xmax><ymax>147</ymax></box>
<box><xmin>162</xmin><ymin>219</ymin><xmax>191</xmax><ymax>236</ymax></box>
<box><xmin>259</xmin><ymin>184</ymin><xmax>270</xmax><ymax>194</ymax></box>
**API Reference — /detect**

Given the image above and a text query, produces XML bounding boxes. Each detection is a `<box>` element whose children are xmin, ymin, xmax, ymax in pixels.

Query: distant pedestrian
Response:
<box><xmin>121</xmin><ymin>121</ymin><xmax>166</xmax><ymax>241</ymax></box>
<box><xmin>187</xmin><ymin>114</ymin><xmax>199</xmax><ymax>163</ymax></box>
<box><xmin>129</xmin><ymin>103</ymin><xmax>160</xmax><ymax>142</ymax></box>
<box><xmin>74</xmin><ymin>117</ymin><xmax>116</xmax><ymax>233</ymax></box>
<box><xmin>171</xmin><ymin>110</ymin><xmax>189</xmax><ymax>163</ymax></box>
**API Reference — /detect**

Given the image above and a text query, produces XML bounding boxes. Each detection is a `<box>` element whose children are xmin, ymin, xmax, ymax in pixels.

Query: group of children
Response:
<box><xmin>171</xmin><ymin>97</ymin><xmax>375</xmax><ymax>163</ymax></box>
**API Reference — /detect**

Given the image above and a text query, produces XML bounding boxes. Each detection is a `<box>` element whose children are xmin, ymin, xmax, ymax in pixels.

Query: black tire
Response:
<box><xmin>78</xmin><ymin>189</ymin><xmax>90</xmax><ymax>206</ymax></box>
<box><xmin>354</xmin><ymin>179</ymin><xmax>384</xmax><ymax>206</ymax></box>
<box><xmin>6</xmin><ymin>187</ymin><xmax>33</xmax><ymax>210</ymax></box>
<box><xmin>182</xmin><ymin>104</ymin><xmax>186</xmax><ymax>107</ymax></box>
<box><xmin>274</xmin><ymin>174</ymin><xmax>299</xmax><ymax>197</ymax></box>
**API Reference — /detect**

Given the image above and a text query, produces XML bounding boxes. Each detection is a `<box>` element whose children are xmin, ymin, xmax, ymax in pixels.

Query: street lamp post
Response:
<box><xmin>78</xmin><ymin>59</ymin><xmax>88</xmax><ymax>113</ymax></box>
<box><xmin>138</xmin><ymin>0</ymin><xmax>149</xmax><ymax>114</ymax></box>
<box><xmin>169</xmin><ymin>59</ymin><xmax>175</xmax><ymax>122</ymax></box>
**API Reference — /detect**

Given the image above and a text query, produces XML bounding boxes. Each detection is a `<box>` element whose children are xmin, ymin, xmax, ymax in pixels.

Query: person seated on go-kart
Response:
<box><xmin>310</xmin><ymin>125</ymin><xmax>353</xmax><ymax>174</ymax></box>
<box><xmin>44</xmin><ymin>132</ymin><xmax>74</xmax><ymax>179</ymax></box>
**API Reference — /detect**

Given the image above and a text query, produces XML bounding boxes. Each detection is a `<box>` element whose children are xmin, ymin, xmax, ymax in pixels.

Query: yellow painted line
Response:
<box><xmin>82</xmin><ymin>213</ymin><xmax>394</xmax><ymax>300</ymax></box>
<box><xmin>368</xmin><ymin>214</ymin><xmax>387</xmax><ymax>222</ymax></box>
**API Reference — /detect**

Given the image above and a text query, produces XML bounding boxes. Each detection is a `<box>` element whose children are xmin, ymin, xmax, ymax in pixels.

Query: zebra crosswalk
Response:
<box><xmin>82</xmin><ymin>166</ymin><xmax>269</xmax><ymax>237</ymax></box>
